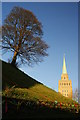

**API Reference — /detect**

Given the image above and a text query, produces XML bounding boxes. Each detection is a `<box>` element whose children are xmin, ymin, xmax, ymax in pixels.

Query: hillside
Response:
<box><xmin>2</xmin><ymin>60</ymin><xmax>80</xmax><ymax>119</ymax></box>
<box><xmin>2</xmin><ymin>60</ymin><xmax>75</xmax><ymax>104</ymax></box>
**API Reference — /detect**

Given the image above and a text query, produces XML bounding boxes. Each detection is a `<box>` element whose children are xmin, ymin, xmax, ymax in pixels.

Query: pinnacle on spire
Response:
<box><xmin>62</xmin><ymin>54</ymin><xmax>67</xmax><ymax>74</ymax></box>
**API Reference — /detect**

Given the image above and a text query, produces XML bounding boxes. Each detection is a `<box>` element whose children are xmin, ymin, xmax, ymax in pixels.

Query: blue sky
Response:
<box><xmin>2</xmin><ymin>2</ymin><xmax>78</xmax><ymax>92</ymax></box>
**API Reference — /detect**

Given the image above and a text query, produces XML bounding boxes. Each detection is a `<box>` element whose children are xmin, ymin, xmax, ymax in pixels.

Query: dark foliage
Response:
<box><xmin>2</xmin><ymin>97</ymin><xmax>80</xmax><ymax>119</ymax></box>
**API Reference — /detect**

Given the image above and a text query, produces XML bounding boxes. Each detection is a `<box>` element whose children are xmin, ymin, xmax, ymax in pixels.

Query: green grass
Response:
<box><xmin>2</xmin><ymin>60</ymin><xmax>80</xmax><ymax>119</ymax></box>
<box><xmin>2</xmin><ymin>60</ymin><xmax>76</xmax><ymax>104</ymax></box>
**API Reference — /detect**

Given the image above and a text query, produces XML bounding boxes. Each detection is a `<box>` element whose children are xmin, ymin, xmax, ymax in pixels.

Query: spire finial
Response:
<box><xmin>62</xmin><ymin>54</ymin><xmax>67</xmax><ymax>74</ymax></box>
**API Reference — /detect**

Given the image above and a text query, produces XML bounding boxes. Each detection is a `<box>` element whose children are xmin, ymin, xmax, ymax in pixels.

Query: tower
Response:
<box><xmin>58</xmin><ymin>55</ymin><xmax>72</xmax><ymax>98</ymax></box>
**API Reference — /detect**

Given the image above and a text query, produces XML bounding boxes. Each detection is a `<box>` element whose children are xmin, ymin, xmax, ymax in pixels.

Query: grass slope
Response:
<box><xmin>2</xmin><ymin>60</ymin><xmax>80</xmax><ymax>119</ymax></box>
<box><xmin>2</xmin><ymin>60</ymin><xmax>75</xmax><ymax>104</ymax></box>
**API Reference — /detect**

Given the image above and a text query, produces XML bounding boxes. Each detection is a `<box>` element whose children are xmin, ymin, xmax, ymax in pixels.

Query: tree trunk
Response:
<box><xmin>11</xmin><ymin>51</ymin><xmax>18</xmax><ymax>66</ymax></box>
<box><xmin>11</xmin><ymin>39</ymin><xmax>22</xmax><ymax>66</ymax></box>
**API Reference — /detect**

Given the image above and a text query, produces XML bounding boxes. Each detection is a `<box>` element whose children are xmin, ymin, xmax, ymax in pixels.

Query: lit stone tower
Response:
<box><xmin>58</xmin><ymin>55</ymin><xmax>72</xmax><ymax>98</ymax></box>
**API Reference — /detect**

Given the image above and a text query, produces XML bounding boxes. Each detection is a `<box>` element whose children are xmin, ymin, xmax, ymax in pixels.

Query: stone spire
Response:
<box><xmin>62</xmin><ymin>54</ymin><xmax>67</xmax><ymax>74</ymax></box>
<box><xmin>58</xmin><ymin>55</ymin><xmax>72</xmax><ymax>98</ymax></box>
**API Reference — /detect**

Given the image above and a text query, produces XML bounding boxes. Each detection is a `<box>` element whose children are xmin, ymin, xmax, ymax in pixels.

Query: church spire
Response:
<box><xmin>62</xmin><ymin>54</ymin><xmax>67</xmax><ymax>74</ymax></box>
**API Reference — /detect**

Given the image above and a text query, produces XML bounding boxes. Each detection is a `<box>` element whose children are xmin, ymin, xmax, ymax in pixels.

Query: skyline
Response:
<box><xmin>2</xmin><ymin>2</ymin><xmax>78</xmax><ymax>92</ymax></box>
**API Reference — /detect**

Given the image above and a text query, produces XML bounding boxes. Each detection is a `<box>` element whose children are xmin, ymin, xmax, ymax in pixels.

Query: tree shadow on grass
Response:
<box><xmin>2</xmin><ymin>61</ymin><xmax>42</xmax><ymax>90</ymax></box>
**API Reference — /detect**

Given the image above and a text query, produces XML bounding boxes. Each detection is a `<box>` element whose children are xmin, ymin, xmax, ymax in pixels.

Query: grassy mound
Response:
<box><xmin>2</xmin><ymin>60</ymin><xmax>75</xmax><ymax>104</ymax></box>
<box><xmin>2</xmin><ymin>60</ymin><xmax>80</xmax><ymax>119</ymax></box>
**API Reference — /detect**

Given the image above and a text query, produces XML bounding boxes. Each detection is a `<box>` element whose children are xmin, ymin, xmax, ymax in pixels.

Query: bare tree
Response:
<box><xmin>2</xmin><ymin>6</ymin><xmax>49</xmax><ymax>67</ymax></box>
<box><xmin>72</xmin><ymin>88</ymin><xmax>78</xmax><ymax>102</ymax></box>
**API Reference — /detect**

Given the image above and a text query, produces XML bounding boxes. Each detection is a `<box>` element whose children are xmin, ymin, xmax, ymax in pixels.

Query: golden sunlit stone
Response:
<box><xmin>58</xmin><ymin>55</ymin><xmax>72</xmax><ymax>98</ymax></box>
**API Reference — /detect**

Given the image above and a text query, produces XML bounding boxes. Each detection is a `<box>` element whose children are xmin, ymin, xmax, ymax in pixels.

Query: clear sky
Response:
<box><xmin>2</xmin><ymin>2</ymin><xmax>78</xmax><ymax>92</ymax></box>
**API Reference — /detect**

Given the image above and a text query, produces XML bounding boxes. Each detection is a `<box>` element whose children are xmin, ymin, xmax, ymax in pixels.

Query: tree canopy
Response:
<box><xmin>2</xmin><ymin>6</ymin><xmax>49</xmax><ymax>67</ymax></box>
